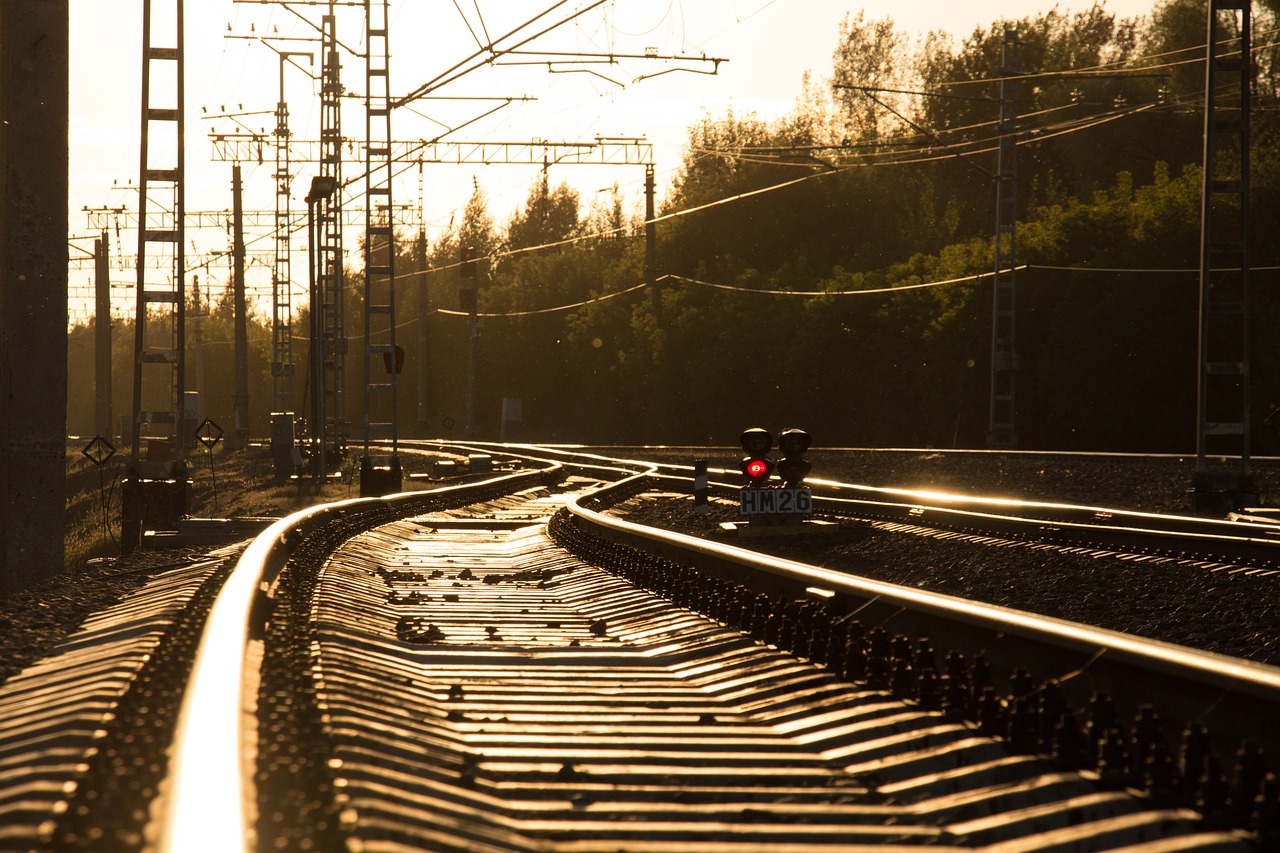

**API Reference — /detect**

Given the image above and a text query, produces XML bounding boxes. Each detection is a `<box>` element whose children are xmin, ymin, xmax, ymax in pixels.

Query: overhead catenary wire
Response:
<box><xmin>407</xmin><ymin>92</ymin><xmax>1192</xmax><ymax>284</ymax></box>
<box><xmin>417</xmin><ymin>260</ymin><xmax>1280</xmax><ymax>321</ymax></box>
<box><xmin>935</xmin><ymin>28</ymin><xmax>1280</xmax><ymax>89</ymax></box>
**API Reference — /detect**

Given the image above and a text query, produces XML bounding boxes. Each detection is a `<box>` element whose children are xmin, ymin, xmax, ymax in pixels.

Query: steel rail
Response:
<box><xmin>805</xmin><ymin>478</ymin><xmax>1280</xmax><ymax>538</ymax></box>
<box><xmin>803</xmin><ymin>490</ymin><xmax>1280</xmax><ymax>566</ymax></box>
<box><xmin>157</xmin><ymin>466</ymin><xmax>560</xmax><ymax>853</ymax></box>
<box><xmin>454</xmin><ymin>441</ymin><xmax>1280</xmax><ymax>559</ymax></box>
<box><xmin>158</xmin><ymin>498</ymin><xmax>348</xmax><ymax>853</ymax></box>
<box><xmin>672</xmin><ymin>458</ymin><xmax>1280</xmax><ymax>548</ymax></box>
<box><xmin>400</xmin><ymin>438</ymin><xmax>658</xmax><ymax>479</ymax></box>
<box><xmin>429</xmin><ymin>442</ymin><xmax>1280</xmax><ymax>527</ymax></box>
<box><xmin>562</xmin><ymin>473</ymin><xmax>1280</xmax><ymax>761</ymax></box>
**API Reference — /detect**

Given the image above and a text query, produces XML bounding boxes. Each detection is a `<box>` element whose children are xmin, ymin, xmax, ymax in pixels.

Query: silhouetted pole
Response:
<box><xmin>645</xmin><ymin>165</ymin><xmax>658</xmax><ymax>321</ymax></box>
<box><xmin>987</xmin><ymin>29</ymin><xmax>1020</xmax><ymax>449</ymax></box>
<box><xmin>232</xmin><ymin>164</ymin><xmax>249</xmax><ymax>449</ymax></box>
<box><xmin>466</xmin><ymin>286</ymin><xmax>478</xmax><ymax>441</ymax></box>
<box><xmin>95</xmin><ymin>231</ymin><xmax>113</xmax><ymax>437</ymax></box>
<box><xmin>1</xmin><ymin>1</ymin><xmax>69</xmax><ymax>592</ymax></box>
<box><xmin>416</xmin><ymin>228</ymin><xmax>428</xmax><ymax>435</ymax></box>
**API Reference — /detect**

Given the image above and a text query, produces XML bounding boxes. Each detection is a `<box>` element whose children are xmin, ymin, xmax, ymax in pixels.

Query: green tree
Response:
<box><xmin>830</xmin><ymin>12</ymin><xmax>908</xmax><ymax>143</ymax></box>
<box><xmin>504</xmin><ymin>173</ymin><xmax>580</xmax><ymax>251</ymax></box>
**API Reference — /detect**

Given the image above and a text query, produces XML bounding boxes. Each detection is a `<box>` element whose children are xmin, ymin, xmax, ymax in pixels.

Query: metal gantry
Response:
<box><xmin>1194</xmin><ymin>0</ymin><xmax>1254</xmax><ymax>510</ymax></box>
<box><xmin>988</xmin><ymin>29</ymin><xmax>1021</xmax><ymax>449</ymax></box>
<box><xmin>211</xmin><ymin>135</ymin><xmax>655</xmax><ymax>169</ymax></box>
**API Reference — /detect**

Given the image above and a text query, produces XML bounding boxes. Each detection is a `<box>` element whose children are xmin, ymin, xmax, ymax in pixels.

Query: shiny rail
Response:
<box><xmin>431</xmin><ymin>441</ymin><xmax>1280</xmax><ymax>567</ymax></box>
<box><xmin>561</xmin><ymin>471</ymin><xmax>1280</xmax><ymax>767</ymax></box>
<box><xmin>157</xmin><ymin>466</ymin><xmax>558</xmax><ymax>852</ymax></box>
<box><xmin>154</xmin><ymin>446</ymin><xmax>1279</xmax><ymax>848</ymax></box>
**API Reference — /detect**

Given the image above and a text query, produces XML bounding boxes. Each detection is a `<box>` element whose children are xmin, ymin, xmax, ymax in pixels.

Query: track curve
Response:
<box><xmin>3</xmin><ymin>447</ymin><xmax>1276</xmax><ymax>850</ymax></box>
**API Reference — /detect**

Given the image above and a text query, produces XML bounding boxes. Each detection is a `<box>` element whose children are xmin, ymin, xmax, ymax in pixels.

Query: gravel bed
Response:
<box><xmin>608</xmin><ymin>447</ymin><xmax>1280</xmax><ymax>515</ymax></box>
<box><xmin>600</xmin><ymin>449</ymin><xmax>1280</xmax><ymax>664</ymax></box>
<box><xmin>611</xmin><ymin>491</ymin><xmax>1280</xmax><ymax>667</ymax></box>
<box><xmin>0</xmin><ymin>549</ymin><xmax>213</xmax><ymax>686</ymax></box>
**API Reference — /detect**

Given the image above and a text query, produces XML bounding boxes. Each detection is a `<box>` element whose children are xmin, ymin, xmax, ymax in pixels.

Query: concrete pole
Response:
<box><xmin>645</xmin><ymin>165</ymin><xmax>658</xmax><ymax>322</ymax></box>
<box><xmin>416</xmin><ymin>228</ymin><xmax>428</xmax><ymax>435</ymax></box>
<box><xmin>192</xmin><ymin>275</ymin><xmax>204</xmax><ymax>423</ymax></box>
<box><xmin>95</xmin><ymin>232</ymin><xmax>113</xmax><ymax>438</ymax></box>
<box><xmin>466</xmin><ymin>296</ymin><xmax>478</xmax><ymax>441</ymax></box>
<box><xmin>232</xmin><ymin>164</ymin><xmax>249</xmax><ymax>448</ymax></box>
<box><xmin>1</xmin><ymin>1</ymin><xmax>69</xmax><ymax>592</ymax></box>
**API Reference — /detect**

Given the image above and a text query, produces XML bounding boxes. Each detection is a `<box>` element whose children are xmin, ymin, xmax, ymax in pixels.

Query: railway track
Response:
<box><xmin>1</xmin><ymin>449</ymin><xmax>1277</xmax><ymax>850</ymax></box>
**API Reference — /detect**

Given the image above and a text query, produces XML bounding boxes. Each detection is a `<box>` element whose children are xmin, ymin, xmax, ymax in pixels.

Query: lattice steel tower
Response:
<box><xmin>124</xmin><ymin>0</ymin><xmax>187</xmax><ymax>550</ymax></box>
<box><xmin>272</xmin><ymin>55</ymin><xmax>296</xmax><ymax>415</ymax></box>
<box><xmin>314</xmin><ymin>8</ymin><xmax>347</xmax><ymax>472</ymax></box>
<box><xmin>1193</xmin><ymin>0</ymin><xmax>1254</xmax><ymax>511</ymax></box>
<box><xmin>360</xmin><ymin>0</ymin><xmax>402</xmax><ymax>494</ymax></box>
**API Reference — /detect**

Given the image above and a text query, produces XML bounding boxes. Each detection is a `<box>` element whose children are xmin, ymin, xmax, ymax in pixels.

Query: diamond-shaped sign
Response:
<box><xmin>196</xmin><ymin>418</ymin><xmax>224</xmax><ymax>450</ymax></box>
<box><xmin>81</xmin><ymin>435</ymin><xmax>116</xmax><ymax>467</ymax></box>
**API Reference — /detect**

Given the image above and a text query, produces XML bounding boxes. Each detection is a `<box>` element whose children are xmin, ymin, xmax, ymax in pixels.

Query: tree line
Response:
<box><xmin>68</xmin><ymin>0</ymin><xmax>1280</xmax><ymax>453</ymax></box>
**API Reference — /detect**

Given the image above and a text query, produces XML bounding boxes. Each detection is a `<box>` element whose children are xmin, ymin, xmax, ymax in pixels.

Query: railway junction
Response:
<box><xmin>2</xmin><ymin>442</ymin><xmax>1279</xmax><ymax>850</ymax></box>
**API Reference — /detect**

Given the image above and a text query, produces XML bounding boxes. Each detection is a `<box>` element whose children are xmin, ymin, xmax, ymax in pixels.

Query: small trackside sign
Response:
<box><xmin>739</xmin><ymin>487</ymin><xmax>813</xmax><ymax>516</ymax></box>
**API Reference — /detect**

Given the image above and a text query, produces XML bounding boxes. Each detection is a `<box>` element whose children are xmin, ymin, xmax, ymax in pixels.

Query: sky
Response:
<box><xmin>66</xmin><ymin>0</ymin><xmax>1159</xmax><ymax>322</ymax></box>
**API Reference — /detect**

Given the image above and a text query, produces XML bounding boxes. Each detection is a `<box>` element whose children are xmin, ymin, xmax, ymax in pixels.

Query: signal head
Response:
<box><xmin>777</xmin><ymin>427</ymin><xmax>811</xmax><ymax>457</ymax></box>
<box><xmin>776</xmin><ymin>427</ymin><xmax>811</xmax><ymax>486</ymax></box>
<box><xmin>739</xmin><ymin>427</ymin><xmax>773</xmax><ymax>455</ymax></box>
<box><xmin>776</xmin><ymin>457</ymin><xmax>811</xmax><ymax>487</ymax></box>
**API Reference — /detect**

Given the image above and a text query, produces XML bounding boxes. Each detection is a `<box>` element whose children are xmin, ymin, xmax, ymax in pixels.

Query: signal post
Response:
<box><xmin>723</xmin><ymin>427</ymin><xmax>832</xmax><ymax>537</ymax></box>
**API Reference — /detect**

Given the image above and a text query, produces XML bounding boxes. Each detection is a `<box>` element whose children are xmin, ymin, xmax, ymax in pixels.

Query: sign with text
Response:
<box><xmin>738</xmin><ymin>487</ymin><xmax>812</xmax><ymax>516</ymax></box>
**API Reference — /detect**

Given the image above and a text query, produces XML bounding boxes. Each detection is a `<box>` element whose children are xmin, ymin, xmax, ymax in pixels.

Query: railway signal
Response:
<box><xmin>739</xmin><ymin>427</ymin><xmax>774</xmax><ymax>487</ymax></box>
<box><xmin>733</xmin><ymin>426</ymin><xmax>818</xmax><ymax>534</ymax></box>
<box><xmin>776</xmin><ymin>427</ymin><xmax>811</xmax><ymax>487</ymax></box>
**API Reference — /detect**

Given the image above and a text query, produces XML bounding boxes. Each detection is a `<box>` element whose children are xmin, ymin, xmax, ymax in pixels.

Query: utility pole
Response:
<box><xmin>988</xmin><ymin>29</ymin><xmax>1021</xmax><ymax>449</ymax></box>
<box><xmin>192</xmin><ymin>274</ymin><xmax>206</xmax><ymax>430</ymax></box>
<box><xmin>466</xmin><ymin>278</ymin><xmax>479</xmax><ymax>441</ymax></box>
<box><xmin>360</xmin><ymin>0</ymin><xmax>402</xmax><ymax>495</ymax></box>
<box><xmin>232</xmin><ymin>164</ymin><xmax>250</xmax><ymax>449</ymax></box>
<box><xmin>0</xmin><ymin>0</ymin><xmax>68</xmax><ymax>592</ymax></box>
<box><xmin>645</xmin><ymin>164</ymin><xmax>658</xmax><ymax>321</ymax></box>
<box><xmin>416</xmin><ymin>226</ymin><xmax>429</xmax><ymax>435</ymax></box>
<box><xmin>1192</xmin><ymin>0</ymin><xmax>1253</xmax><ymax>513</ymax></box>
<box><xmin>95</xmin><ymin>231</ymin><xmax>113</xmax><ymax>438</ymax></box>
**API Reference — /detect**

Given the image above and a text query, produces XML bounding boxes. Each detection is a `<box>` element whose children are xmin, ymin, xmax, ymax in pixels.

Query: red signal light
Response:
<box><xmin>740</xmin><ymin>454</ymin><xmax>773</xmax><ymax>485</ymax></box>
